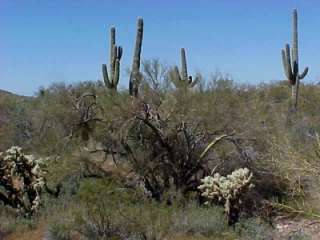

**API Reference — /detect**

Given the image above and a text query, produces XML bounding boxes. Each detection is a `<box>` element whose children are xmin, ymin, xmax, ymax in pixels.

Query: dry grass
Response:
<box><xmin>4</xmin><ymin>224</ymin><xmax>45</xmax><ymax>240</ymax></box>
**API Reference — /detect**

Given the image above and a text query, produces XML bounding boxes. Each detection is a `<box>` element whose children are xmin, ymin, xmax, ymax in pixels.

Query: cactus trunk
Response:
<box><xmin>129</xmin><ymin>18</ymin><xmax>144</xmax><ymax>97</ymax></box>
<box><xmin>292</xmin><ymin>9</ymin><xmax>299</xmax><ymax>109</ymax></box>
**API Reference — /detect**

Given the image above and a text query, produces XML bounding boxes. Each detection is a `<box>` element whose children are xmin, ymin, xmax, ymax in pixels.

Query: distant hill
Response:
<box><xmin>0</xmin><ymin>89</ymin><xmax>15</xmax><ymax>96</ymax></box>
<box><xmin>0</xmin><ymin>89</ymin><xmax>30</xmax><ymax>108</ymax></box>
<box><xmin>0</xmin><ymin>88</ymin><xmax>32</xmax><ymax>118</ymax></box>
<box><xmin>0</xmin><ymin>89</ymin><xmax>33</xmax><ymax>99</ymax></box>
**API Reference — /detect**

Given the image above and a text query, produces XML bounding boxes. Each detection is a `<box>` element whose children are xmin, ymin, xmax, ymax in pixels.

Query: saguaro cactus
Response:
<box><xmin>281</xmin><ymin>9</ymin><xmax>308</xmax><ymax>110</ymax></box>
<box><xmin>129</xmin><ymin>18</ymin><xmax>144</xmax><ymax>97</ymax></box>
<box><xmin>102</xmin><ymin>27</ymin><xmax>123</xmax><ymax>91</ymax></box>
<box><xmin>171</xmin><ymin>48</ymin><xmax>199</xmax><ymax>88</ymax></box>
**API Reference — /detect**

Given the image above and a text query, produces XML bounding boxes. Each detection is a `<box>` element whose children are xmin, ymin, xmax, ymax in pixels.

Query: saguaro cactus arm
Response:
<box><xmin>172</xmin><ymin>66</ymin><xmax>182</xmax><ymax>81</ymax></box>
<box><xmin>281</xmin><ymin>44</ymin><xmax>308</xmax><ymax>84</ymax></box>
<box><xmin>281</xmin><ymin>44</ymin><xmax>294</xmax><ymax>84</ymax></box>
<box><xmin>299</xmin><ymin>67</ymin><xmax>309</xmax><ymax>79</ymax></box>
<box><xmin>129</xmin><ymin>18</ymin><xmax>144</xmax><ymax>97</ymax></box>
<box><xmin>180</xmin><ymin>48</ymin><xmax>188</xmax><ymax>80</ymax></box>
<box><xmin>102</xmin><ymin>64</ymin><xmax>111</xmax><ymax>88</ymax></box>
<box><xmin>102</xmin><ymin>27</ymin><xmax>122</xmax><ymax>91</ymax></box>
<box><xmin>114</xmin><ymin>58</ymin><xmax>120</xmax><ymax>86</ymax></box>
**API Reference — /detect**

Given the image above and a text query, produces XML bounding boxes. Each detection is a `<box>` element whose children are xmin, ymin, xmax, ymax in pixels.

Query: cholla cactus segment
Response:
<box><xmin>198</xmin><ymin>168</ymin><xmax>254</xmax><ymax>225</ymax></box>
<box><xmin>0</xmin><ymin>146</ymin><xmax>46</xmax><ymax>214</ymax></box>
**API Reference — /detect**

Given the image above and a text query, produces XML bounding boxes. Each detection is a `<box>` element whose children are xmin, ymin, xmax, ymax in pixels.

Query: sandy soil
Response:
<box><xmin>273</xmin><ymin>217</ymin><xmax>320</xmax><ymax>240</ymax></box>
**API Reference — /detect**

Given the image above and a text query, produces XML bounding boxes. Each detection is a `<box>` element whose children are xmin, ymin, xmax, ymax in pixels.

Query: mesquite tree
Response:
<box><xmin>281</xmin><ymin>9</ymin><xmax>309</xmax><ymax>111</ymax></box>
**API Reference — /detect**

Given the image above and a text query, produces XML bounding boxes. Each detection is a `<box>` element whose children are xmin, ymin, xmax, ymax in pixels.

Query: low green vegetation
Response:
<box><xmin>1</xmin><ymin>73</ymin><xmax>320</xmax><ymax>239</ymax></box>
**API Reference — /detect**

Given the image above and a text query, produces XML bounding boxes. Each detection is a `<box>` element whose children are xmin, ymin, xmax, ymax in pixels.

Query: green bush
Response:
<box><xmin>3</xmin><ymin>73</ymin><xmax>320</xmax><ymax>238</ymax></box>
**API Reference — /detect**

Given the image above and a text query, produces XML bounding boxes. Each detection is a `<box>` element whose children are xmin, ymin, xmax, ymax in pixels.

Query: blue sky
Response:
<box><xmin>1</xmin><ymin>0</ymin><xmax>320</xmax><ymax>96</ymax></box>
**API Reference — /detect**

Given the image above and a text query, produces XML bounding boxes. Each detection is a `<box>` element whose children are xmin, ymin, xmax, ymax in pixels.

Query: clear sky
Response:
<box><xmin>1</xmin><ymin>0</ymin><xmax>320</xmax><ymax>96</ymax></box>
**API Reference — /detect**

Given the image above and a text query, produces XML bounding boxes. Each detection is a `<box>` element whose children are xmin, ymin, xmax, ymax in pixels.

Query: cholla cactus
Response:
<box><xmin>198</xmin><ymin>168</ymin><xmax>254</xmax><ymax>225</ymax></box>
<box><xmin>0</xmin><ymin>146</ymin><xmax>46</xmax><ymax>215</ymax></box>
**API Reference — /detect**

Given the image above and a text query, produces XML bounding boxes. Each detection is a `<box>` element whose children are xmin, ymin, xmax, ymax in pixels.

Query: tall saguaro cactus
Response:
<box><xmin>129</xmin><ymin>18</ymin><xmax>144</xmax><ymax>97</ymax></box>
<box><xmin>281</xmin><ymin>9</ymin><xmax>308</xmax><ymax>110</ymax></box>
<box><xmin>171</xmin><ymin>48</ymin><xmax>199</xmax><ymax>88</ymax></box>
<box><xmin>102</xmin><ymin>27</ymin><xmax>123</xmax><ymax>91</ymax></box>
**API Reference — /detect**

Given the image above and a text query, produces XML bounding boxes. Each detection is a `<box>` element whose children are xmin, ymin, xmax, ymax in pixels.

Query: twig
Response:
<box><xmin>271</xmin><ymin>202</ymin><xmax>320</xmax><ymax>219</ymax></box>
<box><xmin>199</xmin><ymin>134</ymin><xmax>230</xmax><ymax>161</ymax></box>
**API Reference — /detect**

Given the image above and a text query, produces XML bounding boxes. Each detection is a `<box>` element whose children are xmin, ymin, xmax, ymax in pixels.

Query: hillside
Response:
<box><xmin>0</xmin><ymin>79</ymin><xmax>320</xmax><ymax>239</ymax></box>
<box><xmin>0</xmin><ymin>89</ymin><xmax>33</xmax><ymax>150</ymax></box>
<box><xmin>0</xmin><ymin>89</ymin><xmax>17</xmax><ymax>126</ymax></box>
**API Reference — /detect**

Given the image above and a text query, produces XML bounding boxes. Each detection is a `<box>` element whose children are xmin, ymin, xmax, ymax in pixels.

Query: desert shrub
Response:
<box><xmin>141</xmin><ymin>58</ymin><xmax>170</xmax><ymax>92</ymax></box>
<box><xmin>119</xmin><ymin>99</ymin><xmax>237</xmax><ymax>202</ymax></box>
<box><xmin>288</xmin><ymin>232</ymin><xmax>312</xmax><ymax>240</ymax></box>
<box><xmin>0</xmin><ymin>205</ymin><xmax>38</xmax><ymax>238</ymax></box>
<box><xmin>75</xmin><ymin>179</ymin><xmax>147</xmax><ymax>239</ymax></box>
<box><xmin>49</xmin><ymin>223</ymin><xmax>73</xmax><ymax>240</ymax></box>
<box><xmin>171</xmin><ymin>203</ymin><xmax>228</xmax><ymax>236</ymax></box>
<box><xmin>234</xmin><ymin>217</ymin><xmax>273</xmax><ymax>240</ymax></box>
<box><xmin>21</xmin><ymin>81</ymin><xmax>103</xmax><ymax>155</ymax></box>
<box><xmin>0</xmin><ymin>93</ymin><xmax>33</xmax><ymax>150</ymax></box>
<box><xmin>47</xmin><ymin>178</ymin><xmax>167</xmax><ymax>240</ymax></box>
<box><xmin>47</xmin><ymin>177</ymin><xmax>238</xmax><ymax>240</ymax></box>
<box><xmin>0</xmin><ymin>146</ymin><xmax>46</xmax><ymax>215</ymax></box>
<box><xmin>4</xmin><ymin>75</ymin><xmax>320</xmax><ymax>238</ymax></box>
<box><xmin>47</xmin><ymin>200</ymin><xmax>75</xmax><ymax>240</ymax></box>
